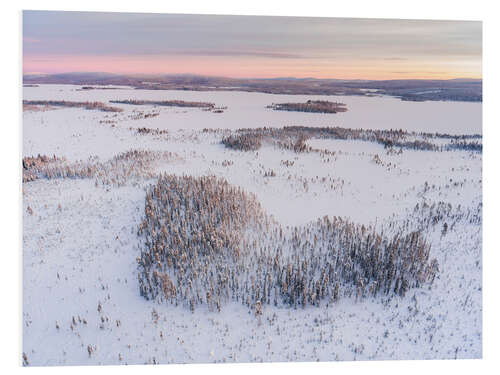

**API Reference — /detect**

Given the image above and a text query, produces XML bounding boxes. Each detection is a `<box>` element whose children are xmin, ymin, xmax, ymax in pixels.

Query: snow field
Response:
<box><xmin>22</xmin><ymin>85</ymin><xmax>482</xmax><ymax>365</ymax></box>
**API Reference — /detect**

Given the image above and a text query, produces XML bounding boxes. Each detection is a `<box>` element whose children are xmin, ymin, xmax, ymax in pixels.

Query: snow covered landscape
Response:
<box><xmin>22</xmin><ymin>84</ymin><xmax>482</xmax><ymax>366</ymax></box>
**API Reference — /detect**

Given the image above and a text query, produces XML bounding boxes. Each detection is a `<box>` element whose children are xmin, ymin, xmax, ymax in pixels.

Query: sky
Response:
<box><xmin>23</xmin><ymin>11</ymin><xmax>482</xmax><ymax>80</ymax></box>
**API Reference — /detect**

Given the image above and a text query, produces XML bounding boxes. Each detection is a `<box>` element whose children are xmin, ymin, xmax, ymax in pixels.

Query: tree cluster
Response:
<box><xmin>136</xmin><ymin>127</ymin><xmax>168</xmax><ymax>136</ymax></box>
<box><xmin>137</xmin><ymin>175</ymin><xmax>440</xmax><ymax>312</ymax></box>
<box><xmin>221</xmin><ymin>134</ymin><xmax>263</xmax><ymax>151</ymax></box>
<box><xmin>220</xmin><ymin>126</ymin><xmax>481</xmax><ymax>154</ymax></box>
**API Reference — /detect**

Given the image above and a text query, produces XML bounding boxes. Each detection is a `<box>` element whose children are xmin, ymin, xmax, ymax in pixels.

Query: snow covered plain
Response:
<box><xmin>22</xmin><ymin>85</ymin><xmax>482</xmax><ymax>366</ymax></box>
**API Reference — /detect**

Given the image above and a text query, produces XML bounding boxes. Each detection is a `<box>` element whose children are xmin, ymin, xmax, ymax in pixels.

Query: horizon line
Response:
<box><xmin>22</xmin><ymin>71</ymin><xmax>483</xmax><ymax>81</ymax></box>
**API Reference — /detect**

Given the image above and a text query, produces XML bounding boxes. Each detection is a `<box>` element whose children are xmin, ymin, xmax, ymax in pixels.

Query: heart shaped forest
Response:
<box><xmin>137</xmin><ymin>174</ymin><xmax>441</xmax><ymax>312</ymax></box>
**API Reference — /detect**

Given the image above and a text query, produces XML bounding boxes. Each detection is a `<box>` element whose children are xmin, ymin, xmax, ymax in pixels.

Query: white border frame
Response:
<box><xmin>3</xmin><ymin>1</ymin><xmax>498</xmax><ymax>374</ymax></box>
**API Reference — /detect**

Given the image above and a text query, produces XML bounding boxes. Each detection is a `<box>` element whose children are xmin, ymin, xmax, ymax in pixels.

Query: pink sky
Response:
<box><xmin>23</xmin><ymin>12</ymin><xmax>482</xmax><ymax>80</ymax></box>
<box><xmin>23</xmin><ymin>54</ymin><xmax>480</xmax><ymax>80</ymax></box>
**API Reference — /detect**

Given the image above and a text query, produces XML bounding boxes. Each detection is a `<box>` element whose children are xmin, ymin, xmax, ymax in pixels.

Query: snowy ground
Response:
<box><xmin>22</xmin><ymin>85</ymin><xmax>482</xmax><ymax>366</ymax></box>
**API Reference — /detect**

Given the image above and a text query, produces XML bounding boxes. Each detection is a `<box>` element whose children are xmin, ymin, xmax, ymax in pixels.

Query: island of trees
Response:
<box><xmin>22</xmin><ymin>100</ymin><xmax>123</xmax><ymax>112</ymax></box>
<box><xmin>109</xmin><ymin>99</ymin><xmax>215</xmax><ymax>109</ymax></box>
<box><xmin>267</xmin><ymin>100</ymin><xmax>348</xmax><ymax>114</ymax></box>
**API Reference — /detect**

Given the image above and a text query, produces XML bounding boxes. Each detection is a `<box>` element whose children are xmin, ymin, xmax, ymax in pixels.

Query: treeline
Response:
<box><xmin>22</xmin><ymin>100</ymin><xmax>123</xmax><ymax>112</ymax></box>
<box><xmin>22</xmin><ymin>150</ymin><xmax>179</xmax><ymax>186</ymax></box>
<box><xmin>137</xmin><ymin>175</ymin><xmax>439</xmax><ymax>312</ymax></box>
<box><xmin>79</xmin><ymin>86</ymin><xmax>119</xmax><ymax>90</ymax></box>
<box><xmin>399</xmin><ymin>92</ymin><xmax>482</xmax><ymax>102</ymax></box>
<box><xmin>446</xmin><ymin>140</ymin><xmax>483</xmax><ymax>152</ymax></box>
<box><xmin>109</xmin><ymin>99</ymin><xmax>215</xmax><ymax>109</ymax></box>
<box><xmin>267</xmin><ymin>100</ymin><xmax>348</xmax><ymax>114</ymax></box>
<box><xmin>219</xmin><ymin>126</ymin><xmax>482</xmax><ymax>153</ymax></box>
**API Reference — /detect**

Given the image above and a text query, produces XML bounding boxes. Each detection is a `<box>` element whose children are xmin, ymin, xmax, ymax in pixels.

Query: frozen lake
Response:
<box><xmin>23</xmin><ymin>84</ymin><xmax>482</xmax><ymax>135</ymax></box>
